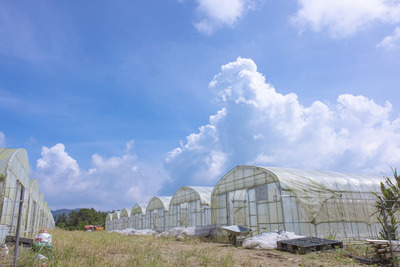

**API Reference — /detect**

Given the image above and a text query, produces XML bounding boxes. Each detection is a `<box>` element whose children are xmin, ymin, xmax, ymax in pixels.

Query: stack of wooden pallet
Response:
<box><xmin>366</xmin><ymin>239</ymin><xmax>400</xmax><ymax>260</ymax></box>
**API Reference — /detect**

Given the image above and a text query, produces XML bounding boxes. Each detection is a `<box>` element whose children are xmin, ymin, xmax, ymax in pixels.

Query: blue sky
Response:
<box><xmin>1</xmin><ymin>0</ymin><xmax>400</xmax><ymax>211</ymax></box>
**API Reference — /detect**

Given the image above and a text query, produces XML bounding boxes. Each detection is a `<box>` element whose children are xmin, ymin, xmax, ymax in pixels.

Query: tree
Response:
<box><xmin>55</xmin><ymin>208</ymin><xmax>109</xmax><ymax>230</ymax></box>
<box><xmin>374</xmin><ymin>168</ymin><xmax>400</xmax><ymax>240</ymax></box>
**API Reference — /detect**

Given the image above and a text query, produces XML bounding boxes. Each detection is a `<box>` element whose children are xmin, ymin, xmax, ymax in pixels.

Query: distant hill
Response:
<box><xmin>51</xmin><ymin>208</ymin><xmax>81</xmax><ymax>219</ymax></box>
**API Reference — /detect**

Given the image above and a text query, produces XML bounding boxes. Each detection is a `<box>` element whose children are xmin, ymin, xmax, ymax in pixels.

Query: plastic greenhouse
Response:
<box><xmin>169</xmin><ymin>186</ymin><xmax>213</xmax><ymax>228</ymax></box>
<box><xmin>145</xmin><ymin>196</ymin><xmax>171</xmax><ymax>231</ymax></box>
<box><xmin>211</xmin><ymin>165</ymin><xmax>383</xmax><ymax>239</ymax></box>
<box><xmin>131</xmin><ymin>203</ymin><xmax>147</xmax><ymax>230</ymax></box>
<box><xmin>112</xmin><ymin>211</ymin><xmax>121</xmax><ymax>230</ymax></box>
<box><xmin>120</xmin><ymin>208</ymin><xmax>131</xmax><ymax>229</ymax></box>
<box><xmin>25</xmin><ymin>179</ymin><xmax>39</xmax><ymax>236</ymax></box>
<box><xmin>105</xmin><ymin>213</ymin><xmax>113</xmax><ymax>231</ymax></box>
<box><xmin>1</xmin><ymin>148</ymin><xmax>54</xmax><ymax>244</ymax></box>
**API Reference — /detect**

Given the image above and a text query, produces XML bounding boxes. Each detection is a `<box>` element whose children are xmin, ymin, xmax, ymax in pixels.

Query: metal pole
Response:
<box><xmin>381</xmin><ymin>199</ymin><xmax>397</xmax><ymax>266</ymax></box>
<box><xmin>13</xmin><ymin>186</ymin><xmax>25</xmax><ymax>267</ymax></box>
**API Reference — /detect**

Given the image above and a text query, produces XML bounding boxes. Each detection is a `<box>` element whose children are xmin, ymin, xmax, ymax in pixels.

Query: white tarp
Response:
<box><xmin>156</xmin><ymin>225</ymin><xmax>221</xmax><ymax>239</ymax></box>
<box><xmin>110</xmin><ymin>228</ymin><xmax>157</xmax><ymax>236</ymax></box>
<box><xmin>242</xmin><ymin>231</ymin><xmax>304</xmax><ymax>250</ymax></box>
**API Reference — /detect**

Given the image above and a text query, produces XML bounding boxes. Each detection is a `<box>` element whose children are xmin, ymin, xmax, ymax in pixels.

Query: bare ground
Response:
<box><xmin>133</xmin><ymin>237</ymin><xmax>368</xmax><ymax>267</ymax></box>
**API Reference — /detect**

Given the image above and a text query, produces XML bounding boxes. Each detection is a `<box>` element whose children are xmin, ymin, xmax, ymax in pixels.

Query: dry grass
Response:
<box><xmin>17</xmin><ymin>228</ymin><xmax>374</xmax><ymax>266</ymax></box>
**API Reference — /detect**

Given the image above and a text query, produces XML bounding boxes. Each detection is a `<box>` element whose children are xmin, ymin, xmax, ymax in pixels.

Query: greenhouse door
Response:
<box><xmin>247</xmin><ymin>183</ymin><xmax>284</xmax><ymax>233</ymax></box>
<box><xmin>227</xmin><ymin>190</ymin><xmax>247</xmax><ymax>226</ymax></box>
<box><xmin>180</xmin><ymin>203</ymin><xmax>188</xmax><ymax>227</ymax></box>
<box><xmin>154</xmin><ymin>210</ymin><xmax>158</xmax><ymax>230</ymax></box>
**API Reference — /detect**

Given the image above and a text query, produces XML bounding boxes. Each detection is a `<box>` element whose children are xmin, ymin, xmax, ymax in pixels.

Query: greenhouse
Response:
<box><xmin>145</xmin><ymin>196</ymin><xmax>171</xmax><ymax>231</ymax></box>
<box><xmin>0</xmin><ymin>148</ymin><xmax>30</xmax><ymax>235</ymax></box>
<box><xmin>169</xmin><ymin>186</ymin><xmax>213</xmax><ymax>228</ymax></box>
<box><xmin>211</xmin><ymin>165</ymin><xmax>383</xmax><ymax>239</ymax></box>
<box><xmin>0</xmin><ymin>148</ymin><xmax>54</xmax><ymax>243</ymax></box>
<box><xmin>131</xmin><ymin>203</ymin><xmax>147</xmax><ymax>230</ymax></box>
<box><xmin>105</xmin><ymin>213</ymin><xmax>113</xmax><ymax>231</ymax></box>
<box><xmin>112</xmin><ymin>211</ymin><xmax>121</xmax><ymax>230</ymax></box>
<box><xmin>120</xmin><ymin>208</ymin><xmax>131</xmax><ymax>230</ymax></box>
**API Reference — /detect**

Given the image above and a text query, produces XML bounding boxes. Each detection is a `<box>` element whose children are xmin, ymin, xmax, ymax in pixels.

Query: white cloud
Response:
<box><xmin>188</xmin><ymin>0</ymin><xmax>261</xmax><ymax>34</ymax></box>
<box><xmin>291</xmin><ymin>0</ymin><xmax>400</xmax><ymax>38</ymax></box>
<box><xmin>377</xmin><ymin>26</ymin><xmax>400</xmax><ymax>50</ymax></box>
<box><xmin>165</xmin><ymin>57</ymin><xmax>400</xmax><ymax>185</ymax></box>
<box><xmin>35</xmin><ymin>141</ymin><xmax>167</xmax><ymax>210</ymax></box>
<box><xmin>0</xmin><ymin>131</ymin><xmax>5</xmax><ymax>147</ymax></box>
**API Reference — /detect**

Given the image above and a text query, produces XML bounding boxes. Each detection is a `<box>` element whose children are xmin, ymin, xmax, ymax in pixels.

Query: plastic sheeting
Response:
<box><xmin>131</xmin><ymin>203</ymin><xmax>147</xmax><ymax>230</ymax></box>
<box><xmin>120</xmin><ymin>208</ymin><xmax>131</xmax><ymax>230</ymax></box>
<box><xmin>0</xmin><ymin>148</ymin><xmax>55</xmax><ymax>240</ymax></box>
<box><xmin>243</xmin><ymin>231</ymin><xmax>304</xmax><ymax>250</ymax></box>
<box><xmin>212</xmin><ymin>165</ymin><xmax>383</xmax><ymax>239</ymax></box>
<box><xmin>145</xmin><ymin>196</ymin><xmax>171</xmax><ymax>231</ymax></box>
<box><xmin>156</xmin><ymin>225</ymin><xmax>221</xmax><ymax>239</ymax></box>
<box><xmin>111</xmin><ymin>228</ymin><xmax>157</xmax><ymax>236</ymax></box>
<box><xmin>169</xmin><ymin>186</ymin><xmax>213</xmax><ymax>228</ymax></box>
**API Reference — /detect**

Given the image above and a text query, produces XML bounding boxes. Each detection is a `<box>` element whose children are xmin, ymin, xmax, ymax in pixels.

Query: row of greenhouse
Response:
<box><xmin>0</xmin><ymin>148</ymin><xmax>55</xmax><ymax>244</ymax></box>
<box><xmin>106</xmin><ymin>165</ymin><xmax>387</xmax><ymax>240</ymax></box>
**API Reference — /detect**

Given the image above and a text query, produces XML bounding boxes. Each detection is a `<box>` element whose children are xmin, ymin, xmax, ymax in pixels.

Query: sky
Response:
<box><xmin>1</xmin><ymin>0</ymin><xmax>400</xmax><ymax>211</ymax></box>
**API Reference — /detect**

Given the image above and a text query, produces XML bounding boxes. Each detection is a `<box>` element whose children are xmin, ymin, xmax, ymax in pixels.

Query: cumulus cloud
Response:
<box><xmin>165</xmin><ymin>57</ymin><xmax>400</xmax><ymax>185</ymax></box>
<box><xmin>377</xmin><ymin>26</ymin><xmax>400</xmax><ymax>50</ymax></box>
<box><xmin>188</xmin><ymin>0</ymin><xmax>261</xmax><ymax>34</ymax></box>
<box><xmin>0</xmin><ymin>131</ymin><xmax>5</xmax><ymax>147</ymax></box>
<box><xmin>291</xmin><ymin>0</ymin><xmax>400</xmax><ymax>38</ymax></box>
<box><xmin>35</xmin><ymin>141</ymin><xmax>167</xmax><ymax>210</ymax></box>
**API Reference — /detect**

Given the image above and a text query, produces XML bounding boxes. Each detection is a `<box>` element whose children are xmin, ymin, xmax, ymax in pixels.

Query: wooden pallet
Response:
<box><xmin>366</xmin><ymin>239</ymin><xmax>400</xmax><ymax>260</ymax></box>
<box><xmin>5</xmin><ymin>235</ymin><xmax>33</xmax><ymax>247</ymax></box>
<box><xmin>277</xmin><ymin>237</ymin><xmax>343</xmax><ymax>254</ymax></box>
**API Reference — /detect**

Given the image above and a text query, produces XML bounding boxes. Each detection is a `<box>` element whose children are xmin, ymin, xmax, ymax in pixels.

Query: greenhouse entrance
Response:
<box><xmin>216</xmin><ymin>181</ymin><xmax>285</xmax><ymax>234</ymax></box>
<box><xmin>177</xmin><ymin>203</ymin><xmax>188</xmax><ymax>227</ymax></box>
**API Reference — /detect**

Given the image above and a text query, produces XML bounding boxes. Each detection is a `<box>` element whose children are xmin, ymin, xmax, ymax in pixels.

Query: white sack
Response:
<box><xmin>243</xmin><ymin>231</ymin><xmax>304</xmax><ymax>250</ymax></box>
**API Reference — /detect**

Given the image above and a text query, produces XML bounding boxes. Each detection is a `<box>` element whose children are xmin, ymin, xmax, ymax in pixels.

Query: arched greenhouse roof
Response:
<box><xmin>29</xmin><ymin>179</ymin><xmax>39</xmax><ymax>194</ymax></box>
<box><xmin>120</xmin><ymin>208</ymin><xmax>131</xmax><ymax>218</ymax></box>
<box><xmin>147</xmin><ymin>196</ymin><xmax>172</xmax><ymax>212</ymax></box>
<box><xmin>106</xmin><ymin>213</ymin><xmax>113</xmax><ymax>221</ymax></box>
<box><xmin>112</xmin><ymin>211</ymin><xmax>121</xmax><ymax>220</ymax></box>
<box><xmin>29</xmin><ymin>179</ymin><xmax>39</xmax><ymax>201</ymax></box>
<box><xmin>0</xmin><ymin>148</ymin><xmax>30</xmax><ymax>186</ymax></box>
<box><xmin>212</xmin><ymin>165</ymin><xmax>383</xmax><ymax>223</ymax></box>
<box><xmin>131</xmin><ymin>203</ymin><xmax>147</xmax><ymax>215</ymax></box>
<box><xmin>170</xmin><ymin>186</ymin><xmax>214</xmax><ymax>206</ymax></box>
<box><xmin>213</xmin><ymin>165</ymin><xmax>383</xmax><ymax>196</ymax></box>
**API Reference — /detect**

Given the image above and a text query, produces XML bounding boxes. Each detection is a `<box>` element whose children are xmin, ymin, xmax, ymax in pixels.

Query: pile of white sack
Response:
<box><xmin>110</xmin><ymin>228</ymin><xmax>158</xmax><ymax>236</ymax></box>
<box><xmin>243</xmin><ymin>231</ymin><xmax>304</xmax><ymax>250</ymax></box>
<box><xmin>156</xmin><ymin>225</ymin><xmax>222</xmax><ymax>239</ymax></box>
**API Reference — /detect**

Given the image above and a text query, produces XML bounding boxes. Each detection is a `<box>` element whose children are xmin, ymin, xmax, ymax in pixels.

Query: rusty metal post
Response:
<box><xmin>13</xmin><ymin>186</ymin><xmax>25</xmax><ymax>267</ymax></box>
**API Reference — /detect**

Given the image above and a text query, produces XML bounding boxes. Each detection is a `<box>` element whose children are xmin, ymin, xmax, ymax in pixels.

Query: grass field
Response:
<box><xmin>15</xmin><ymin>228</ymin><xmax>375</xmax><ymax>266</ymax></box>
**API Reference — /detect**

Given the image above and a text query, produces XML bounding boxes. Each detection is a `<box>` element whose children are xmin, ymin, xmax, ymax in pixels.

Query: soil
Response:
<box><xmin>149</xmin><ymin>239</ymin><xmax>367</xmax><ymax>267</ymax></box>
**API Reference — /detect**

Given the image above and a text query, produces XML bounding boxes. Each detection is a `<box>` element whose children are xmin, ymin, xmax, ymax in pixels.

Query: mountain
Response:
<box><xmin>51</xmin><ymin>208</ymin><xmax>81</xmax><ymax>219</ymax></box>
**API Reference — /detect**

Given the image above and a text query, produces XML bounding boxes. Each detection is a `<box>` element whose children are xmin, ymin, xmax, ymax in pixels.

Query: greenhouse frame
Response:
<box><xmin>211</xmin><ymin>165</ymin><xmax>383</xmax><ymax>239</ymax></box>
<box><xmin>131</xmin><ymin>203</ymin><xmax>147</xmax><ymax>230</ymax></box>
<box><xmin>105</xmin><ymin>213</ymin><xmax>113</xmax><ymax>231</ymax></box>
<box><xmin>120</xmin><ymin>208</ymin><xmax>131</xmax><ymax>229</ymax></box>
<box><xmin>112</xmin><ymin>211</ymin><xmax>121</xmax><ymax>230</ymax></box>
<box><xmin>145</xmin><ymin>196</ymin><xmax>171</xmax><ymax>231</ymax></box>
<box><xmin>169</xmin><ymin>186</ymin><xmax>213</xmax><ymax>228</ymax></box>
<box><xmin>1</xmin><ymin>148</ymin><xmax>54</xmax><ymax>244</ymax></box>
